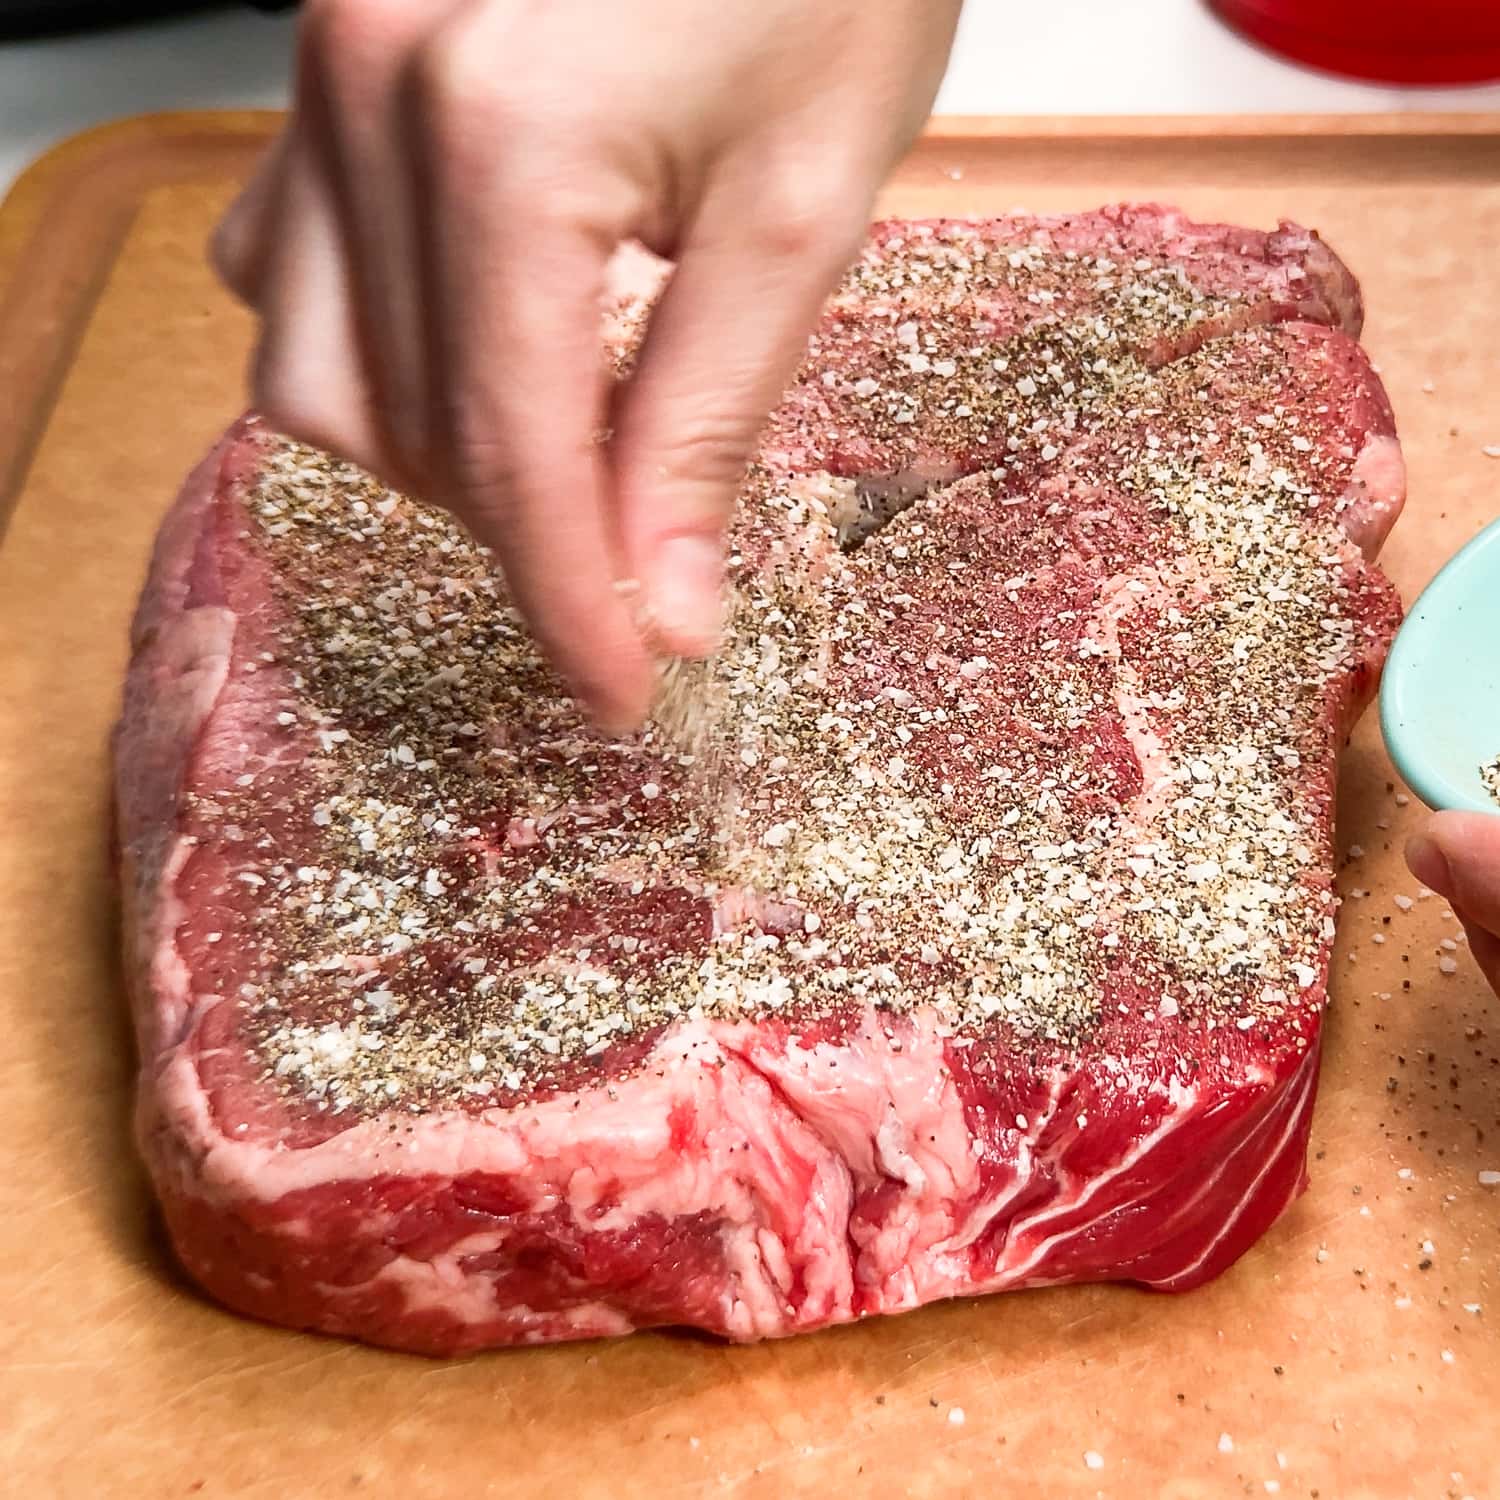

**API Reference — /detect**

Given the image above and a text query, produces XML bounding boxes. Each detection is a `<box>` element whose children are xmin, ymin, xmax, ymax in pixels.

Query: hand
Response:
<box><xmin>1406</xmin><ymin>812</ymin><xmax>1500</xmax><ymax>992</ymax></box>
<box><xmin>212</xmin><ymin>0</ymin><xmax>962</xmax><ymax>732</ymax></box>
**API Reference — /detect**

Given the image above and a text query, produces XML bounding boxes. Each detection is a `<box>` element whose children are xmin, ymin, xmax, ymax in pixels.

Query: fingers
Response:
<box><xmin>205</xmin><ymin>0</ymin><xmax>947</xmax><ymax>735</ymax></box>
<box><xmin>429</xmin><ymin>227</ymin><xmax>654</xmax><ymax>732</ymax></box>
<box><xmin>1406</xmin><ymin>812</ymin><xmax>1500</xmax><ymax>933</ymax></box>
<box><xmin>409</xmin><ymin>50</ymin><xmax>654</xmax><ymax>731</ymax></box>
<box><xmin>1407</xmin><ymin>811</ymin><xmax>1500</xmax><ymax>992</ymax></box>
<box><xmin>611</xmin><ymin>164</ymin><xmax>865</xmax><ymax>656</ymax></box>
<box><xmin>294</xmin><ymin>0</ymin><xmax>459</xmax><ymax>467</ymax></box>
<box><xmin>212</xmin><ymin>125</ymin><xmax>292</xmax><ymax>306</ymax></box>
<box><xmin>246</xmin><ymin>133</ymin><xmax>389</xmax><ymax>480</ymax></box>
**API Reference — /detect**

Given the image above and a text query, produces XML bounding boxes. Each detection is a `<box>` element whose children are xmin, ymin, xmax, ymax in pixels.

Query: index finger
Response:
<box><xmin>408</xmin><ymin>102</ymin><xmax>653</xmax><ymax>733</ymax></box>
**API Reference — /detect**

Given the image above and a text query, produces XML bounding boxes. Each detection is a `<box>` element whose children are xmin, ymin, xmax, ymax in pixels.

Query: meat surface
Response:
<box><xmin>114</xmin><ymin>206</ymin><xmax>1405</xmax><ymax>1353</ymax></box>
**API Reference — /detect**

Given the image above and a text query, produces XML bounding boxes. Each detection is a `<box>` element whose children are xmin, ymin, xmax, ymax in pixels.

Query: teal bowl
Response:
<box><xmin>1381</xmin><ymin>517</ymin><xmax>1500</xmax><ymax>813</ymax></box>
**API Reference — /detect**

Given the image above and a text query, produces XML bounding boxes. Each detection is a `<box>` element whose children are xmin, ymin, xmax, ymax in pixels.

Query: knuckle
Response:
<box><xmin>301</xmin><ymin>0</ymin><xmax>404</xmax><ymax>58</ymax></box>
<box><xmin>404</xmin><ymin>30</ymin><xmax>623</xmax><ymax>233</ymax></box>
<box><xmin>410</xmin><ymin>23</ymin><xmax>519</xmax><ymax>143</ymax></box>
<box><xmin>438</xmin><ymin>397</ymin><xmax>522</xmax><ymax>509</ymax></box>
<box><xmin>651</xmin><ymin>412</ymin><xmax>759</xmax><ymax>495</ymax></box>
<box><xmin>755</xmin><ymin>172</ymin><xmax>866</xmax><ymax>267</ymax></box>
<box><xmin>407</xmin><ymin>27</ymin><xmax>597</xmax><ymax>195</ymax></box>
<box><xmin>298</xmin><ymin>0</ymin><xmax>362</xmax><ymax>67</ymax></box>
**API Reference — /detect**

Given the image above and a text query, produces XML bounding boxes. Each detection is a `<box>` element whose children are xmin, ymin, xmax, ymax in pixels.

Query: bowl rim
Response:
<box><xmin>1380</xmin><ymin>515</ymin><xmax>1500</xmax><ymax>813</ymax></box>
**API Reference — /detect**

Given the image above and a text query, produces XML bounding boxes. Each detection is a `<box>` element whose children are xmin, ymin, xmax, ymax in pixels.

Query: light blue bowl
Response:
<box><xmin>1381</xmin><ymin>517</ymin><xmax>1500</xmax><ymax>813</ymax></box>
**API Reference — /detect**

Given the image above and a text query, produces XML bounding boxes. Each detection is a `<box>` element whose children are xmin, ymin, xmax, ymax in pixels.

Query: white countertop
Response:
<box><xmin>3</xmin><ymin>0</ymin><xmax>1499</xmax><ymax>196</ymax></box>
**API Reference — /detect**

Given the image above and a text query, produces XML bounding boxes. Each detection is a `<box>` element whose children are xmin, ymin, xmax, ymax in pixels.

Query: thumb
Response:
<box><xmin>1406</xmin><ymin>811</ymin><xmax>1500</xmax><ymax>992</ymax></box>
<box><xmin>1406</xmin><ymin>810</ymin><xmax>1500</xmax><ymax>936</ymax></box>
<box><xmin>611</xmin><ymin>170</ymin><xmax>864</xmax><ymax>657</ymax></box>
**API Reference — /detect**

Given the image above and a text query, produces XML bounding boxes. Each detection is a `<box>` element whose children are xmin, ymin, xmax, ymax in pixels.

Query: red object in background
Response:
<box><xmin>1210</xmin><ymin>0</ymin><xmax>1500</xmax><ymax>84</ymax></box>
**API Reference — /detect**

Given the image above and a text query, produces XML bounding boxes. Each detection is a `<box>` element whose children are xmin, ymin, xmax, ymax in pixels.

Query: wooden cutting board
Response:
<box><xmin>2</xmin><ymin>111</ymin><xmax>1499</xmax><ymax>1500</ymax></box>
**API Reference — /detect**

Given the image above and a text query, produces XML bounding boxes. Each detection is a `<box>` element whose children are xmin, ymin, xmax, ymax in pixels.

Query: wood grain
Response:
<box><xmin>1</xmin><ymin>112</ymin><xmax>1498</xmax><ymax>1500</ymax></box>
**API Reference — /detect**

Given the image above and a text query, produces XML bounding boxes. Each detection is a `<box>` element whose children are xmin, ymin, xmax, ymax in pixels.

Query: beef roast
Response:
<box><xmin>114</xmin><ymin>206</ymin><xmax>1405</xmax><ymax>1353</ymax></box>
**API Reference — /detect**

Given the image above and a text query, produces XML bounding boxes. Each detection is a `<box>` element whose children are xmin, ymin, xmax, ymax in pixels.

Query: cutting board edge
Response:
<box><xmin>3</xmin><ymin>104</ymin><xmax>1500</xmax><ymax>1499</ymax></box>
<box><xmin>0</xmin><ymin>110</ymin><xmax>279</xmax><ymax>537</ymax></box>
<box><xmin>5</xmin><ymin>106</ymin><xmax>1500</xmax><ymax>542</ymax></box>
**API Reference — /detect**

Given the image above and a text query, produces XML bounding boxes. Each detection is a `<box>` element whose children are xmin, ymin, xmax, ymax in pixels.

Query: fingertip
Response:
<box><xmin>511</xmin><ymin>582</ymin><xmax>657</xmax><ymax>738</ymax></box>
<box><xmin>569</xmin><ymin>655</ymin><xmax>657</xmax><ymax>739</ymax></box>
<box><xmin>1405</xmin><ymin>829</ymin><xmax>1453</xmax><ymax>900</ymax></box>
<box><xmin>1418</xmin><ymin>809</ymin><xmax>1500</xmax><ymax>865</ymax></box>
<box><xmin>644</xmin><ymin>533</ymin><xmax>725</xmax><ymax>658</ymax></box>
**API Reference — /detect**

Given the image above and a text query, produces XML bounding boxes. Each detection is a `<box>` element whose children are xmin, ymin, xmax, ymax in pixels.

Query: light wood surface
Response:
<box><xmin>1</xmin><ymin>112</ymin><xmax>1498</xmax><ymax>1500</ymax></box>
